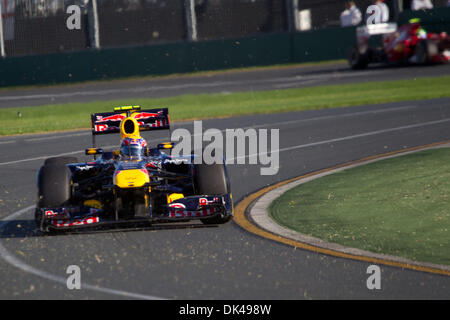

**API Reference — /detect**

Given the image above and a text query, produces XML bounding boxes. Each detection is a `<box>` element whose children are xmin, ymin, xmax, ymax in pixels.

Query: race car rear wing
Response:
<box><xmin>356</xmin><ymin>23</ymin><xmax>397</xmax><ymax>37</ymax></box>
<box><xmin>90</xmin><ymin>106</ymin><xmax>170</xmax><ymax>150</ymax></box>
<box><xmin>91</xmin><ymin>106</ymin><xmax>170</xmax><ymax>135</ymax></box>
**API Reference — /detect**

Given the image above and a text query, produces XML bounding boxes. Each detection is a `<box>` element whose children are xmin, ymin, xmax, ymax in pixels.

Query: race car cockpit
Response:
<box><xmin>120</xmin><ymin>137</ymin><xmax>147</xmax><ymax>161</ymax></box>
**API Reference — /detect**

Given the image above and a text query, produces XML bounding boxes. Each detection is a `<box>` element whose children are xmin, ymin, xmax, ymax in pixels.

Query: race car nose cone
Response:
<box><xmin>114</xmin><ymin>169</ymin><xmax>149</xmax><ymax>188</ymax></box>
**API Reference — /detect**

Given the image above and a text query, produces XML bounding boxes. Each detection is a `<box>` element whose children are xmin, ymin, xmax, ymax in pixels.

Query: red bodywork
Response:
<box><xmin>382</xmin><ymin>22</ymin><xmax>450</xmax><ymax>63</ymax></box>
<box><xmin>351</xmin><ymin>21</ymin><xmax>450</xmax><ymax>69</ymax></box>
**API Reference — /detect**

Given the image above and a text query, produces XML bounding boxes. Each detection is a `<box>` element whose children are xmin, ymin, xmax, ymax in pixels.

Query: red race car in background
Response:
<box><xmin>349</xmin><ymin>19</ymin><xmax>450</xmax><ymax>69</ymax></box>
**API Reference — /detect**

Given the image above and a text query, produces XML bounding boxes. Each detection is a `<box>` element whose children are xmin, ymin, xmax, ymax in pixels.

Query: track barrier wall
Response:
<box><xmin>0</xmin><ymin>32</ymin><xmax>292</xmax><ymax>87</ymax></box>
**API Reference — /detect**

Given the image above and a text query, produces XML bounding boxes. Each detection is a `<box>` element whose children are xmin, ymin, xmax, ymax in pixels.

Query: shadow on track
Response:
<box><xmin>0</xmin><ymin>219</ymin><xmax>217</xmax><ymax>239</ymax></box>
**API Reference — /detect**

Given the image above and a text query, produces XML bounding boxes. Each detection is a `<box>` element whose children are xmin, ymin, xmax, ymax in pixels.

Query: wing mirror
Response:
<box><xmin>85</xmin><ymin>148</ymin><xmax>103</xmax><ymax>156</ymax></box>
<box><xmin>157</xmin><ymin>142</ymin><xmax>175</xmax><ymax>150</ymax></box>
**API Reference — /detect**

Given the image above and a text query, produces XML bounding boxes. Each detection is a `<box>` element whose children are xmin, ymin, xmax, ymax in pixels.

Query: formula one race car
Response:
<box><xmin>349</xmin><ymin>19</ymin><xmax>450</xmax><ymax>69</ymax></box>
<box><xmin>35</xmin><ymin>106</ymin><xmax>233</xmax><ymax>233</ymax></box>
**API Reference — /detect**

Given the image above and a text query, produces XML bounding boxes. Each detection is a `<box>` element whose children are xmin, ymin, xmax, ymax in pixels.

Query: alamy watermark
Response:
<box><xmin>366</xmin><ymin>265</ymin><xmax>381</xmax><ymax>290</ymax></box>
<box><xmin>171</xmin><ymin>121</ymin><xmax>279</xmax><ymax>176</ymax></box>
<box><xmin>66</xmin><ymin>5</ymin><xmax>81</xmax><ymax>30</ymax></box>
<box><xmin>66</xmin><ymin>265</ymin><xmax>81</xmax><ymax>290</ymax></box>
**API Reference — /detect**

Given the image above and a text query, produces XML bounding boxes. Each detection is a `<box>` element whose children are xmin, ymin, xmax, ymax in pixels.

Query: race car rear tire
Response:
<box><xmin>44</xmin><ymin>156</ymin><xmax>78</xmax><ymax>166</ymax></box>
<box><xmin>194</xmin><ymin>163</ymin><xmax>232</xmax><ymax>225</ymax></box>
<box><xmin>38</xmin><ymin>165</ymin><xmax>73</xmax><ymax>208</ymax></box>
<box><xmin>416</xmin><ymin>39</ymin><xmax>439</xmax><ymax>64</ymax></box>
<box><xmin>349</xmin><ymin>45</ymin><xmax>369</xmax><ymax>70</ymax></box>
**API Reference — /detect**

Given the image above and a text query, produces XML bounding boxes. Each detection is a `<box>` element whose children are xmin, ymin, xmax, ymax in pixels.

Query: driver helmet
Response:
<box><xmin>120</xmin><ymin>137</ymin><xmax>147</xmax><ymax>160</ymax></box>
<box><xmin>409</xmin><ymin>18</ymin><xmax>427</xmax><ymax>39</ymax></box>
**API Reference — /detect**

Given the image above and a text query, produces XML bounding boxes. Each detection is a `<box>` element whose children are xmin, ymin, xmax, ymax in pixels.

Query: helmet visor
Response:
<box><xmin>120</xmin><ymin>145</ymin><xmax>143</xmax><ymax>160</ymax></box>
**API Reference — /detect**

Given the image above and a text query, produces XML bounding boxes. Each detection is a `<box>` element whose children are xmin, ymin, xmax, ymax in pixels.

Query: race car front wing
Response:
<box><xmin>37</xmin><ymin>194</ymin><xmax>233</xmax><ymax>231</ymax></box>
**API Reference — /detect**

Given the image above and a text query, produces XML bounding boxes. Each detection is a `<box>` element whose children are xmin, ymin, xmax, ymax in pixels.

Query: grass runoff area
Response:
<box><xmin>1</xmin><ymin>75</ymin><xmax>450</xmax><ymax>136</ymax></box>
<box><xmin>270</xmin><ymin>148</ymin><xmax>450</xmax><ymax>266</ymax></box>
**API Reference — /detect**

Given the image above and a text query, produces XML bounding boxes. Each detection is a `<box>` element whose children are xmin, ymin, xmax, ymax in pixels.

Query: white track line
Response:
<box><xmin>232</xmin><ymin>117</ymin><xmax>450</xmax><ymax>161</ymax></box>
<box><xmin>26</xmin><ymin>132</ymin><xmax>91</xmax><ymax>142</ymax></box>
<box><xmin>0</xmin><ymin>150</ymin><xmax>92</xmax><ymax>166</ymax></box>
<box><xmin>274</xmin><ymin>118</ymin><xmax>450</xmax><ymax>153</ymax></box>
<box><xmin>0</xmin><ymin>205</ymin><xmax>166</xmax><ymax>300</ymax></box>
<box><xmin>247</xmin><ymin>105</ymin><xmax>418</xmax><ymax>130</ymax></box>
<box><xmin>0</xmin><ymin>140</ymin><xmax>15</xmax><ymax>145</ymax></box>
<box><xmin>0</xmin><ymin>70</ymin><xmax>381</xmax><ymax>102</ymax></box>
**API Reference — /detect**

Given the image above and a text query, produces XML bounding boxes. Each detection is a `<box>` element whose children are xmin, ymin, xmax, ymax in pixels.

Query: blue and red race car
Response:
<box><xmin>35</xmin><ymin>106</ymin><xmax>233</xmax><ymax>233</ymax></box>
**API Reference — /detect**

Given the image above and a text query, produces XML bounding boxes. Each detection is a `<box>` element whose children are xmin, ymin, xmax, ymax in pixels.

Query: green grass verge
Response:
<box><xmin>269</xmin><ymin>148</ymin><xmax>450</xmax><ymax>266</ymax></box>
<box><xmin>1</xmin><ymin>75</ymin><xmax>449</xmax><ymax>136</ymax></box>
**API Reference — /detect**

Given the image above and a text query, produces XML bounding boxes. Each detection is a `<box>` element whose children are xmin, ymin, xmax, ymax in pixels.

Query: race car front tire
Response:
<box><xmin>37</xmin><ymin>164</ymin><xmax>73</xmax><ymax>208</ymax></box>
<box><xmin>44</xmin><ymin>156</ymin><xmax>78</xmax><ymax>166</ymax></box>
<box><xmin>194</xmin><ymin>162</ymin><xmax>232</xmax><ymax>225</ymax></box>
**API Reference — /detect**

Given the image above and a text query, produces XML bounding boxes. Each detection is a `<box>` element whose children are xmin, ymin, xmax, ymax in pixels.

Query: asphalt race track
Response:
<box><xmin>1</xmin><ymin>62</ymin><xmax>450</xmax><ymax>108</ymax></box>
<box><xmin>0</xmin><ymin>63</ymin><xmax>449</xmax><ymax>299</ymax></box>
